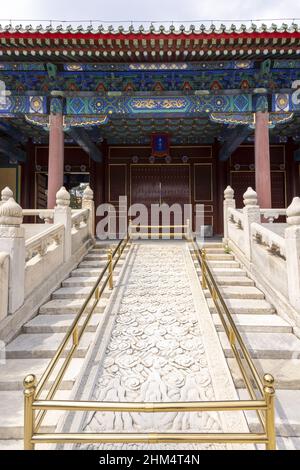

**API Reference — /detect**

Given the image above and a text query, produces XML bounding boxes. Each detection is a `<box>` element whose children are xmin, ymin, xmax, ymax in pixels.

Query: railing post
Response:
<box><xmin>223</xmin><ymin>186</ymin><xmax>235</xmax><ymax>243</ymax></box>
<box><xmin>82</xmin><ymin>185</ymin><xmax>95</xmax><ymax>240</ymax></box>
<box><xmin>23</xmin><ymin>374</ymin><xmax>36</xmax><ymax>450</ymax></box>
<box><xmin>108</xmin><ymin>249</ymin><xmax>113</xmax><ymax>289</ymax></box>
<box><xmin>54</xmin><ymin>187</ymin><xmax>72</xmax><ymax>262</ymax></box>
<box><xmin>263</xmin><ymin>374</ymin><xmax>276</xmax><ymax>450</ymax></box>
<box><xmin>242</xmin><ymin>187</ymin><xmax>261</xmax><ymax>261</ymax></box>
<box><xmin>285</xmin><ymin>197</ymin><xmax>300</xmax><ymax>311</ymax></box>
<box><xmin>0</xmin><ymin>196</ymin><xmax>25</xmax><ymax>314</ymax></box>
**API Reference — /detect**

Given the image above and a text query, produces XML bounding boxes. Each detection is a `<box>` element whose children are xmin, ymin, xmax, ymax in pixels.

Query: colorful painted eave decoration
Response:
<box><xmin>25</xmin><ymin>114</ymin><xmax>109</xmax><ymax>129</ymax></box>
<box><xmin>0</xmin><ymin>95</ymin><xmax>46</xmax><ymax>114</ymax></box>
<box><xmin>210</xmin><ymin>111</ymin><xmax>294</xmax><ymax>126</ymax></box>
<box><xmin>66</xmin><ymin>94</ymin><xmax>253</xmax><ymax>116</ymax></box>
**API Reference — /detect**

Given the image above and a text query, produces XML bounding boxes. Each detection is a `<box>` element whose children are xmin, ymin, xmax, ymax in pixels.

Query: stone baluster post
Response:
<box><xmin>0</xmin><ymin>197</ymin><xmax>25</xmax><ymax>313</ymax></box>
<box><xmin>0</xmin><ymin>186</ymin><xmax>13</xmax><ymax>206</ymax></box>
<box><xmin>82</xmin><ymin>185</ymin><xmax>95</xmax><ymax>240</ymax></box>
<box><xmin>285</xmin><ymin>197</ymin><xmax>300</xmax><ymax>311</ymax></box>
<box><xmin>54</xmin><ymin>187</ymin><xmax>72</xmax><ymax>262</ymax></box>
<box><xmin>242</xmin><ymin>187</ymin><xmax>261</xmax><ymax>261</ymax></box>
<box><xmin>223</xmin><ymin>186</ymin><xmax>235</xmax><ymax>243</ymax></box>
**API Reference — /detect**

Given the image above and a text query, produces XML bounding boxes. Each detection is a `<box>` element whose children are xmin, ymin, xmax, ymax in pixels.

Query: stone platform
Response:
<box><xmin>63</xmin><ymin>241</ymin><xmax>248</xmax><ymax>450</ymax></box>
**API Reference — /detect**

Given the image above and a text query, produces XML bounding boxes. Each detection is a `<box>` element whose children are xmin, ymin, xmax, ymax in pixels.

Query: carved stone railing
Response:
<box><xmin>227</xmin><ymin>207</ymin><xmax>245</xmax><ymax>253</ymax></box>
<box><xmin>71</xmin><ymin>209</ymin><xmax>89</xmax><ymax>232</ymax></box>
<box><xmin>25</xmin><ymin>223</ymin><xmax>64</xmax><ymax>264</ymax></box>
<box><xmin>0</xmin><ymin>252</ymin><xmax>9</xmax><ymax>322</ymax></box>
<box><xmin>224</xmin><ymin>186</ymin><xmax>300</xmax><ymax>322</ymax></box>
<box><xmin>25</xmin><ymin>224</ymin><xmax>64</xmax><ymax>298</ymax></box>
<box><xmin>251</xmin><ymin>222</ymin><xmax>286</xmax><ymax>259</ymax></box>
<box><xmin>22</xmin><ymin>209</ymin><xmax>54</xmax><ymax>224</ymax></box>
<box><xmin>260</xmin><ymin>208</ymin><xmax>287</xmax><ymax>224</ymax></box>
<box><xmin>228</xmin><ymin>207</ymin><xmax>244</xmax><ymax>230</ymax></box>
<box><xmin>0</xmin><ymin>185</ymin><xmax>95</xmax><ymax>326</ymax></box>
<box><xmin>71</xmin><ymin>208</ymin><xmax>90</xmax><ymax>254</ymax></box>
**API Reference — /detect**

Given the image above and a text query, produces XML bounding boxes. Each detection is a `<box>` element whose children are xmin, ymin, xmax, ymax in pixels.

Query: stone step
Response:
<box><xmin>5</xmin><ymin>332</ymin><xmax>93</xmax><ymax>359</ymax></box>
<box><xmin>79</xmin><ymin>260</ymin><xmax>108</xmax><ymax>268</ymax></box>
<box><xmin>219</xmin><ymin>332</ymin><xmax>300</xmax><ymax>359</ymax></box>
<box><xmin>71</xmin><ymin>267</ymin><xmax>121</xmax><ymax>277</ymax></box>
<box><xmin>62</xmin><ymin>277</ymin><xmax>98</xmax><ymax>287</ymax></box>
<box><xmin>39</xmin><ymin>299</ymin><xmax>107</xmax><ymax>315</ymax></box>
<box><xmin>71</xmin><ymin>268</ymin><xmax>104</xmax><ymax>277</ymax></box>
<box><xmin>275</xmin><ymin>437</ymin><xmax>300</xmax><ymax>450</ymax></box>
<box><xmin>52</xmin><ymin>286</ymin><xmax>110</xmax><ymax>300</ymax></box>
<box><xmin>207</xmin><ymin>260</ymin><xmax>240</xmax><ymax>269</ymax></box>
<box><xmin>23</xmin><ymin>314</ymin><xmax>102</xmax><ymax>334</ymax></box>
<box><xmin>207</xmin><ymin>298</ymin><xmax>275</xmax><ymax>315</ymax></box>
<box><xmin>0</xmin><ymin>390</ymin><xmax>68</xmax><ymax>439</ymax></box>
<box><xmin>212</xmin><ymin>313</ymin><xmax>292</xmax><ymax>333</ymax></box>
<box><xmin>203</xmin><ymin>243</ymin><xmax>223</xmax><ymax>249</ymax></box>
<box><xmin>205</xmin><ymin>286</ymin><xmax>264</xmax><ymax>299</ymax></box>
<box><xmin>0</xmin><ymin>440</ymin><xmax>23</xmax><ymax>450</ymax></box>
<box><xmin>238</xmin><ymin>389</ymin><xmax>300</xmax><ymax>437</ymax></box>
<box><xmin>203</xmin><ymin>248</ymin><xmax>227</xmax><ymax>254</ymax></box>
<box><xmin>210</xmin><ymin>268</ymin><xmax>247</xmax><ymax>277</ymax></box>
<box><xmin>84</xmin><ymin>251</ymin><xmax>108</xmax><ymax>261</ymax></box>
<box><xmin>227</xmin><ymin>358</ymin><xmax>300</xmax><ymax>390</ymax></box>
<box><xmin>215</xmin><ymin>276</ymin><xmax>254</xmax><ymax>286</ymax></box>
<box><xmin>206</xmin><ymin>254</ymin><xmax>234</xmax><ymax>261</ymax></box>
<box><xmin>0</xmin><ymin>358</ymin><xmax>84</xmax><ymax>391</ymax></box>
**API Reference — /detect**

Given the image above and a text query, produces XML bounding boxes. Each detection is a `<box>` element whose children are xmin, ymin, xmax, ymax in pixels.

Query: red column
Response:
<box><xmin>47</xmin><ymin>111</ymin><xmax>64</xmax><ymax>208</ymax></box>
<box><xmin>255</xmin><ymin>111</ymin><xmax>272</xmax><ymax>208</ymax></box>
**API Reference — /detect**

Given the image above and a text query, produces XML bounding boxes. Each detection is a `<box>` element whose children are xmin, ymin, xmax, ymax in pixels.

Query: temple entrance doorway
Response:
<box><xmin>130</xmin><ymin>164</ymin><xmax>190</xmax><ymax>236</ymax></box>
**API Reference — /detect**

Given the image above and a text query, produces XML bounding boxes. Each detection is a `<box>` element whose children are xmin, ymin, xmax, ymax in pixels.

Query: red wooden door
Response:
<box><xmin>130</xmin><ymin>165</ymin><xmax>190</xmax><ymax>235</ymax></box>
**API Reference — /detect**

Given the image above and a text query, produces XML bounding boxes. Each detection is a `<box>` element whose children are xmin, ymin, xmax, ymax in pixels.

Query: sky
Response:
<box><xmin>0</xmin><ymin>0</ymin><xmax>300</xmax><ymax>27</ymax></box>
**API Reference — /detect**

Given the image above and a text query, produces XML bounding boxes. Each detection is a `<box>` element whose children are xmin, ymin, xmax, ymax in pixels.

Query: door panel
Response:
<box><xmin>130</xmin><ymin>165</ymin><xmax>190</xmax><ymax>234</ymax></box>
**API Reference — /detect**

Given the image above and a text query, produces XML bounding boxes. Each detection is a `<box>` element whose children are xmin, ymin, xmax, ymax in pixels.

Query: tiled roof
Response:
<box><xmin>0</xmin><ymin>23</ymin><xmax>299</xmax><ymax>62</ymax></box>
<box><xmin>0</xmin><ymin>22</ymin><xmax>299</xmax><ymax>35</ymax></box>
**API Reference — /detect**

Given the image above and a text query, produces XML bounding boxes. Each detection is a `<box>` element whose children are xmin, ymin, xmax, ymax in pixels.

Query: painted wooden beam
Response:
<box><xmin>218</xmin><ymin>125</ymin><xmax>252</xmax><ymax>161</ymax></box>
<box><xmin>66</xmin><ymin>128</ymin><xmax>103</xmax><ymax>162</ymax></box>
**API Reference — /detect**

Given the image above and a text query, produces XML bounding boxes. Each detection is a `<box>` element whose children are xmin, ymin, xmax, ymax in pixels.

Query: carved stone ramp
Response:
<box><xmin>63</xmin><ymin>240</ymin><xmax>250</xmax><ymax>450</ymax></box>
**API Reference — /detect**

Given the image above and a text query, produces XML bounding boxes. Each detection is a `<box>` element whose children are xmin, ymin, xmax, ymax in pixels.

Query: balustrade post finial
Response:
<box><xmin>0</xmin><ymin>197</ymin><xmax>23</xmax><ymax>226</ymax></box>
<box><xmin>286</xmin><ymin>197</ymin><xmax>300</xmax><ymax>226</ymax></box>
<box><xmin>224</xmin><ymin>186</ymin><xmax>234</xmax><ymax>200</ymax></box>
<box><xmin>55</xmin><ymin>186</ymin><xmax>70</xmax><ymax>208</ymax></box>
<box><xmin>243</xmin><ymin>187</ymin><xmax>258</xmax><ymax>207</ymax></box>
<box><xmin>0</xmin><ymin>186</ymin><xmax>13</xmax><ymax>204</ymax></box>
<box><xmin>82</xmin><ymin>185</ymin><xmax>94</xmax><ymax>201</ymax></box>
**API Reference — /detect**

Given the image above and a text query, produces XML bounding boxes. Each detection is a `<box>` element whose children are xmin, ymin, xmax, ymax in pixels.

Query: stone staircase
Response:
<box><xmin>0</xmin><ymin>240</ymin><xmax>129</xmax><ymax>450</ymax></box>
<box><xmin>192</xmin><ymin>241</ymin><xmax>300</xmax><ymax>450</ymax></box>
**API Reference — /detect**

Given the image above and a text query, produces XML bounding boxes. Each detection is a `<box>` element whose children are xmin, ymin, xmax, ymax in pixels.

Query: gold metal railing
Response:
<box><xmin>23</xmin><ymin>234</ymin><xmax>130</xmax><ymax>449</ymax></box>
<box><xmin>23</xmin><ymin>234</ymin><xmax>276</xmax><ymax>451</ymax></box>
<box><xmin>190</xmin><ymin>237</ymin><xmax>276</xmax><ymax>450</ymax></box>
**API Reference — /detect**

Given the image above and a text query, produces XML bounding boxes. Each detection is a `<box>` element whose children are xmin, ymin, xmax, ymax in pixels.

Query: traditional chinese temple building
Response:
<box><xmin>0</xmin><ymin>23</ymin><xmax>300</xmax><ymax>234</ymax></box>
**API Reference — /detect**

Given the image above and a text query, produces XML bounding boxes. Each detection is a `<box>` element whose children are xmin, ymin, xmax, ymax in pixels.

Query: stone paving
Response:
<box><xmin>75</xmin><ymin>241</ymin><xmax>246</xmax><ymax>450</ymax></box>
